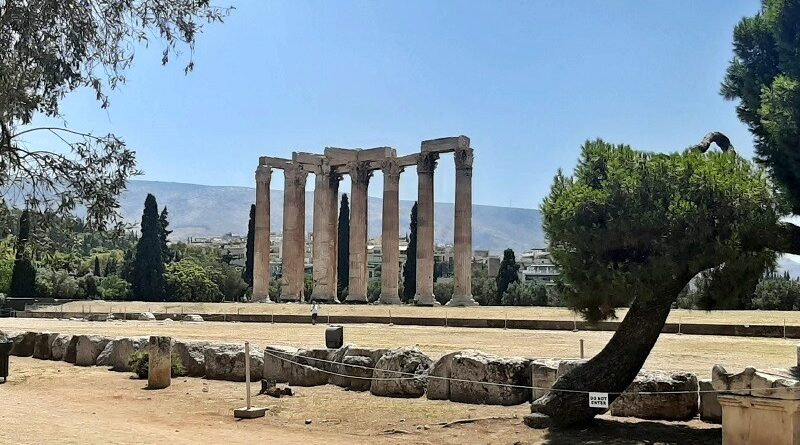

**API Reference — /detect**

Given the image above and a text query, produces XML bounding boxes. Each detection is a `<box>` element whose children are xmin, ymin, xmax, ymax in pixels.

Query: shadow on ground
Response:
<box><xmin>541</xmin><ymin>417</ymin><xmax>721</xmax><ymax>445</ymax></box>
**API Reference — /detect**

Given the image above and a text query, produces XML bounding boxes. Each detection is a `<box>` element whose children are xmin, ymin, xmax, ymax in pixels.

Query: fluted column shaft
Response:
<box><xmin>329</xmin><ymin>174</ymin><xmax>341</xmax><ymax>300</ymax></box>
<box><xmin>281</xmin><ymin>163</ymin><xmax>307</xmax><ymax>301</ymax></box>
<box><xmin>252</xmin><ymin>166</ymin><xmax>272</xmax><ymax>301</ymax></box>
<box><xmin>379</xmin><ymin>159</ymin><xmax>402</xmax><ymax>304</ymax></box>
<box><xmin>449</xmin><ymin>147</ymin><xmax>477</xmax><ymax>306</ymax></box>
<box><xmin>415</xmin><ymin>152</ymin><xmax>438</xmax><ymax>305</ymax></box>
<box><xmin>346</xmin><ymin>162</ymin><xmax>371</xmax><ymax>302</ymax></box>
<box><xmin>311</xmin><ymin>162</ymin><xmax>336</xmax><ymax>301</ymax></box>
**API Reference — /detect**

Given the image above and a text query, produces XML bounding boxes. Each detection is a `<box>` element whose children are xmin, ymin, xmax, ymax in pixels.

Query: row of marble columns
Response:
<box><xmin>252</xmin><ymin>140</ymin><xmax>476</xmax><ymax>306</ymax></box>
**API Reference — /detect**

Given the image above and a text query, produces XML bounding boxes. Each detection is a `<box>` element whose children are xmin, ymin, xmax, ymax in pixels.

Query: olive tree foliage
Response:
<box><xmin>721</xmin><ymin>0</ymin><xmax>800</xmax><ymax>247</ymax></box>
<box><xmin>533</xmin><ymin>139</ymin><xmax>782</xmax><ymax>426</ymax></box>
<box><xmin>0</xmin><ymin>1</ymin><xmax>231</xmax><ymax>231</ymax></box>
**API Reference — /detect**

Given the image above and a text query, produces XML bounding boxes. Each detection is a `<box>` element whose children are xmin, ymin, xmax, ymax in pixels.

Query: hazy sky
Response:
<box><xmin>28</xmin><ymin>0</ymin><xmax>761</xmax><ymax>209</ymax></box>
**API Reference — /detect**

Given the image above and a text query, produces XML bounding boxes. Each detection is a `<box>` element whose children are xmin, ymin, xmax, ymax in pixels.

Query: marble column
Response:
<box><xmin>448</xmin><ymin>146</ymin><xmax>478</xmax><ymax>306</ymax></box>
<box><xmin>311</xmin><ymin>160</ymin><xmax>336</xmax><ymax>301</ymax></box>
<box><xmin>379</xmin><ymin>158</ymin><xmax>402</xmax><ymax>304</ymax></box>
<box><xmin>329</xmin><ymin>173</ymin><xmax>341</xmax><ymax>301</ymax></box>
<box><xmin>252</xmin><ymin>166</ymin><xmax>272</xmax><ymax>302</ymax></box>
<box><xmin>280</xmin><ymin>163</ymin><xmax>307</xmax><ymax>302</ymax></box>
<box><xmin>414</xmin><ymin>152</ymin><xmax>438</xmax><ymax>306</ymax></box>
<box><xmin>346</xmin><ymin>162</ymin><xmax>372</xmax><ymax>303</ymax></box>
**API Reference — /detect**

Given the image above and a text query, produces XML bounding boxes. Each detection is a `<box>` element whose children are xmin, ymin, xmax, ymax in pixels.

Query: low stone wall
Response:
<box><xmin>3</xmin><ymin>328</ymin><xmax>728</xmax><ymax>424</ymax></box>
<box><xmin>20</xmin><ymin>310</ymin><xmax>800</xmax><ymax>339</ymax></box>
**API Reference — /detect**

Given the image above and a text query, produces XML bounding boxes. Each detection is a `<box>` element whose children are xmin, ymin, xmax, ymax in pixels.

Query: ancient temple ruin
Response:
<box><xmin>252</xmin><ymin>135</ymin><xmax>476</xmax><ymax>306</ymax></box>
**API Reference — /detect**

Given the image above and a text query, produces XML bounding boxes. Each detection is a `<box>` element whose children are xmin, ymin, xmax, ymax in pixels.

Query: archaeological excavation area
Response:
<box><xmin>2</xmin><ymin>317</ymin><xmax>799</xmax><ymax>444</ymax></box>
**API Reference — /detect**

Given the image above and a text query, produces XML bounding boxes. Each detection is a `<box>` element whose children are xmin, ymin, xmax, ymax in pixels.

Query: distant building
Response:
<box><xmin>519</xmin><ymin>248</ymin><xmax>560</xmax><ymax>285</ymax></box>
<box><xmin>187</xmin><ymin>233</ymin><xmax>247</xmax><ymax>267</ymax></box>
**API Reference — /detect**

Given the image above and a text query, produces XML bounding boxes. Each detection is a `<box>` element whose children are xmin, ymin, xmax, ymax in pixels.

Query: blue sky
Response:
<box><xmin>29</xmin><ymin>0</ymin><xmax>761</xmax><ymax>209</ymax></box>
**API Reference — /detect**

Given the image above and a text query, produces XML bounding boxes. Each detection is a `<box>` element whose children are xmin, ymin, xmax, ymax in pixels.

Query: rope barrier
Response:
<box><xmin>262</xmin><ymin>349</ymin><xmax>800</xmax><ymax>396</ymax></box>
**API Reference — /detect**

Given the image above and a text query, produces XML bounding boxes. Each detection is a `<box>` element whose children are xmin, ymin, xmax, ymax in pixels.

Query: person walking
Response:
<box><xmin>311</xmin><ymin>302</ymin><xmax>320</xmax><ymax>325</ymax></box>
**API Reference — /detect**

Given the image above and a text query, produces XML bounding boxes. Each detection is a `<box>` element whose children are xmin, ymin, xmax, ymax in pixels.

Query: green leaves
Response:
<box><xmin>542</xmin><ymin>140</ymin><xmax>782</xmax><ymax>321</ymax></box>
<box><xmin>723</xmin><ymin>0</ymin><xmax>800</xmax><ymax>214</ymax></box>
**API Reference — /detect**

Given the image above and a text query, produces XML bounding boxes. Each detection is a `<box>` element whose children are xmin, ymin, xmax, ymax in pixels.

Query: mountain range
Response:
<box><xmin>120</xmin><ymin>180</ymin><xmax>544</xmax><ymax>253</ymax></box>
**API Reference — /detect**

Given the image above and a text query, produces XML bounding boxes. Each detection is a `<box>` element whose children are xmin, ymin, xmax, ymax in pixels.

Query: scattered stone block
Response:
<box><xmin>32</xmin><ymin>332</ymin><xmax>55</xmax><ymax>359</ymax></box>
<box><xmin>10</xmin><ymin>331</ymin><xmax>36</xmax><ymax>357</ymax></box>
<box><xmin>523</xmin><ymin>413</ymin><xmax>552</xmax><ymax>429</ymax></box>
<box><xmin>330</xmin><ymin>345</ymin><xmax>388</xmax><ymax>391</ymax></box>
<box><xmin>263</xmin><ymin>345</ymin><xmax>298</xmax><ymax>383</ymax></box>
<box><xmin>75</xmin><ymin>335</ymin><xmax>112</xmax><ymax>366</ymax></box>
<box><xmin>556</xmin><ymin>359</ymin><xmax>587</xmax><ymax>379</ymax></box>
<box><xmin>531</xmin><ymin>359</ymin><xmax>560</xmax><ymax>401</ymax></box>
<box><xmin>50</xmin><ymin>334</ymin><xmax>72</xmax><ymax>361</ymax></box>
<box><xmin>204</xmin><ymin>343</ymin><xmax>263</xmax><ymax>382</ymax></box>
<box><xmin>370</xmin><ymin>347</ymin><xmax>431</xmax><ymax>398</ymax></box>
<box><xmin>173</xmin><ymin>340</ymin><xmax>208</xmax><ymax>377</ymax></box>
<box><xmin>699</xmin><ymin>378</ymin><xmax>722</xmax><ymax>423</ymax></box>
<box><xmin>426</xmin><ymin>351</ymin><xmax>460</xmax><ymax>401</ymax></box>
<box><xmin>714</xmin><ymin>365</ymin><xmax>800</xmax><ymax>445</ymax></box>
<box><xmin>62</xmin><ymin>335</ymin><xmax>79</xmax><ymax>363</ymax></box>
<box><xmin>97</xmin><ymin>337</ymin><xmax>147</xmax><ymax>371</ymax></box>
<box><xmin>148</xmin><ymin>336</ymin><xmax>172</xmax><ymax>389</ymax></box>
<box><xmin>288</xmin><ymin>348</ymin><xmax>334</xmax><ymax>387</ymax></box>
<box><xmin>446</xmin><ymin>351</ymin><xmax>531</xmax><ymax>406</ymax></box>
<box><xmin>609</xmin><ymin>371</ymin><xmax>699</xmax><ymax>421</ymax></box>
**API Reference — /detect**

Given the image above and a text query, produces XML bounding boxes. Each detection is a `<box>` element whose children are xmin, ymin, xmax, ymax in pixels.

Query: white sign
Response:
<box><xmin>588</xmin><ymin>392</ymin><xmax>609</xmax><ymax>409</ymax></box>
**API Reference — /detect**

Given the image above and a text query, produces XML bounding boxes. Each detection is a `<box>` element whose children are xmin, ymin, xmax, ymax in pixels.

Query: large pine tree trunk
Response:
<box><xmin>531</xmin><ymin>285</ymin><xmax>679</xmax><ymax>427</ymax></box>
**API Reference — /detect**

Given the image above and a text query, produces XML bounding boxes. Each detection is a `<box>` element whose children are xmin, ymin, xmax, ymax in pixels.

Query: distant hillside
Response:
<box><xmin>121</xmin><ymin>180</ymin><xmax>544</xmax><ymax>253</ymax></box>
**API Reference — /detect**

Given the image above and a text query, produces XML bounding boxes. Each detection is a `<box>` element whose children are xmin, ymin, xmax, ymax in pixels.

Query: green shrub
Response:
<box><xmin>128</xmin><ymin>349</ymin><xmax>186</xmax><ymax>379</ymax></box>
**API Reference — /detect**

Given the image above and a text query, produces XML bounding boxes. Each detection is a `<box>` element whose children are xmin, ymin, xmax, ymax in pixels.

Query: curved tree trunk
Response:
<box><xmin>531</xmin><ymin>284</ymin><xmax>680</xmax><ymax>427</ymax></box>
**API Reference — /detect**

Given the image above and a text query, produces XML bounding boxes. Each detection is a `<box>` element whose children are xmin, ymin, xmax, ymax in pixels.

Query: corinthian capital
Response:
<box><xmin>417</xmin><ymin>152</ymin><xmax>439</xmax><ymax>174</ymax></box>
<box><xmin>347</xmin><ymin>161</ymin><xmax>373</xmax><ymax>184</ymax></box>
<box><xmin>454</xmin><ymin>147</ymin><xmax>474</xmax><ymax>170</ymax></box>
<box><xmin>284</xmin><ymin>162</ymin><xmax>308</xmax><ymax>187</ymax></box>
<box><xmin>255</xmin><ymin>166</ymin><xmax>272</xmax><ymax>184</ymax></box>
<box><xmin>380</xmin><ymin>157</ymin><xmax>404</xmax><ymax>178</ymax></box>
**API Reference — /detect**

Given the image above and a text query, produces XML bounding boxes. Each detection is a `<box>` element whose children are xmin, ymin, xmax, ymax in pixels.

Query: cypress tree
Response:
<box><xmin>243</xmin><ymin>204</ymin><xmax>255</xmax><ymax>287</ymax></box>
<box><xmin>158</xmin><ymin>207</ymin><xmax>172</xmax><ymax>263</ymax></box>
<box><xmin>337</xmin><ymin>194</ymin><xmax>350</xmax><ymax>299</ymax></box>
<box><xmin>93</xmin><ymin>256</ymin><xmax>102</xmax><ymax>277</ymax></box>
<box><xmin>9</xmin><ymin>209</ymin><xmax>36</xmax><ymax>297</ymax></box>
<box><xmin>402</xmin><ymin>202</ymin><xmax>418</xmax><ymax>302</ymax></box>
<box><xmin>495</xmin><ymin>248</ymin><xmax>519</xmax><ymax>305</ymax></box>
<box><xmin>132</xmin><ymin>194</ymin><xmax>166</xmax><ymax>301</ymax></box>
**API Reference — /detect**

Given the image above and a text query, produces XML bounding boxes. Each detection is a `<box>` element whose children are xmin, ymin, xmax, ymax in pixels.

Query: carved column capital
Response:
<box><xmin>313</xmin><ymin>158</ymin><xmax>332</xmax><ymax>178</ymax></box>
<box><xmin>348</xmin><ymin>161</ymin><xmax>373</xmax><ymax>184</ymax></box>
<box><xmin>454</xmin><ymin>147</ymin><xmax>474</xmax><ymax>170</ymax></box>
<box><xmin>417</xmin><ymin>152</ymin><xmax>439</xmax><ymax>174</ymax></box>
<box><xmin>285</xmin><ymin>162</ymin><xmax>308</xmax><ymax>187</ymax></box>
<box><xmin>380</xmin><ymin>157</ymin><xmax>404</xmax><ymax>178</ymax></box>
<box><xmin>255</xmin><ymin>166</ymin><xmax>272</xmax><ymax>184</ymax></box>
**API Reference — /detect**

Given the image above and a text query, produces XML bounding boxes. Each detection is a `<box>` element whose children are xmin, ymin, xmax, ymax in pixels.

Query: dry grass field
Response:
<box><xmin>30</xmin><ymin>300</ymin><xmax>800</xmax><ymax>326</ymax></box>
<box><xmin>1</xmin><ymin>318</ymin><xmax>796</xmax><ymax>377</ymax></box>
<box><xmin>1</xmin><ymin>358</ymin><xmax>722</xmax><ymax>444</ymax></box>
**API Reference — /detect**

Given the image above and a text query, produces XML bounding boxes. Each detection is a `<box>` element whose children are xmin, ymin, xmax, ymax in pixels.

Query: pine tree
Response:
<box><xmin>495</xmin><ymin>248</ymin><xmax>519</xmax><ymax>305</ymax></box>
<box><xmin>402</xmin><ymin>202</ymin><xmax>418</xmax><ymax>302</ymax></box>
<box><xmin>337</xmin><ymin>194</ymin><xmax>350</xmax><ymax>300</ymax></box>
<box><xmin>8</xmin><ymin>210</ymin><xmax>36</xmax><ymax>297</ymax></box>
<box><xmin>159</xmin><ymin>207</ymin><xmax>172</xmax><ymax>263</ymax></box>
<box><xmin>132</xmin><ymin>194</ymin><xmax>166</xmax><ymax>301</ymax></box>
<box><xmin>93</xmin><ymin>256</ymin><xmax>102</xmax><ymax>277</ymax></box>
<box><xmin>104</xmin><ymin>257</ymin><xmax>116</xmax><ymax>276</ymax></box>
<box><xmin>243</xmin><ymin>204</ymin><xmax>255</xmax><ymax>287</ymax></box>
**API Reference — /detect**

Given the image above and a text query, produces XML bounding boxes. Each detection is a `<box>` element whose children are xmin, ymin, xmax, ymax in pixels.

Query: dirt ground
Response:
<box><xmin>1</xmin><ymin>358</ymin><xmax>721</xmax><ymax>445</ymax></box>
<box><xmin>34</xmin><ymin>300</ymin><xmax>800</xmax><ymax>325</ymax></box>
<box><xmin>1</xmin><ymin>318</ymin><xmax>796</xmax><ymax>377</ymax></box>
